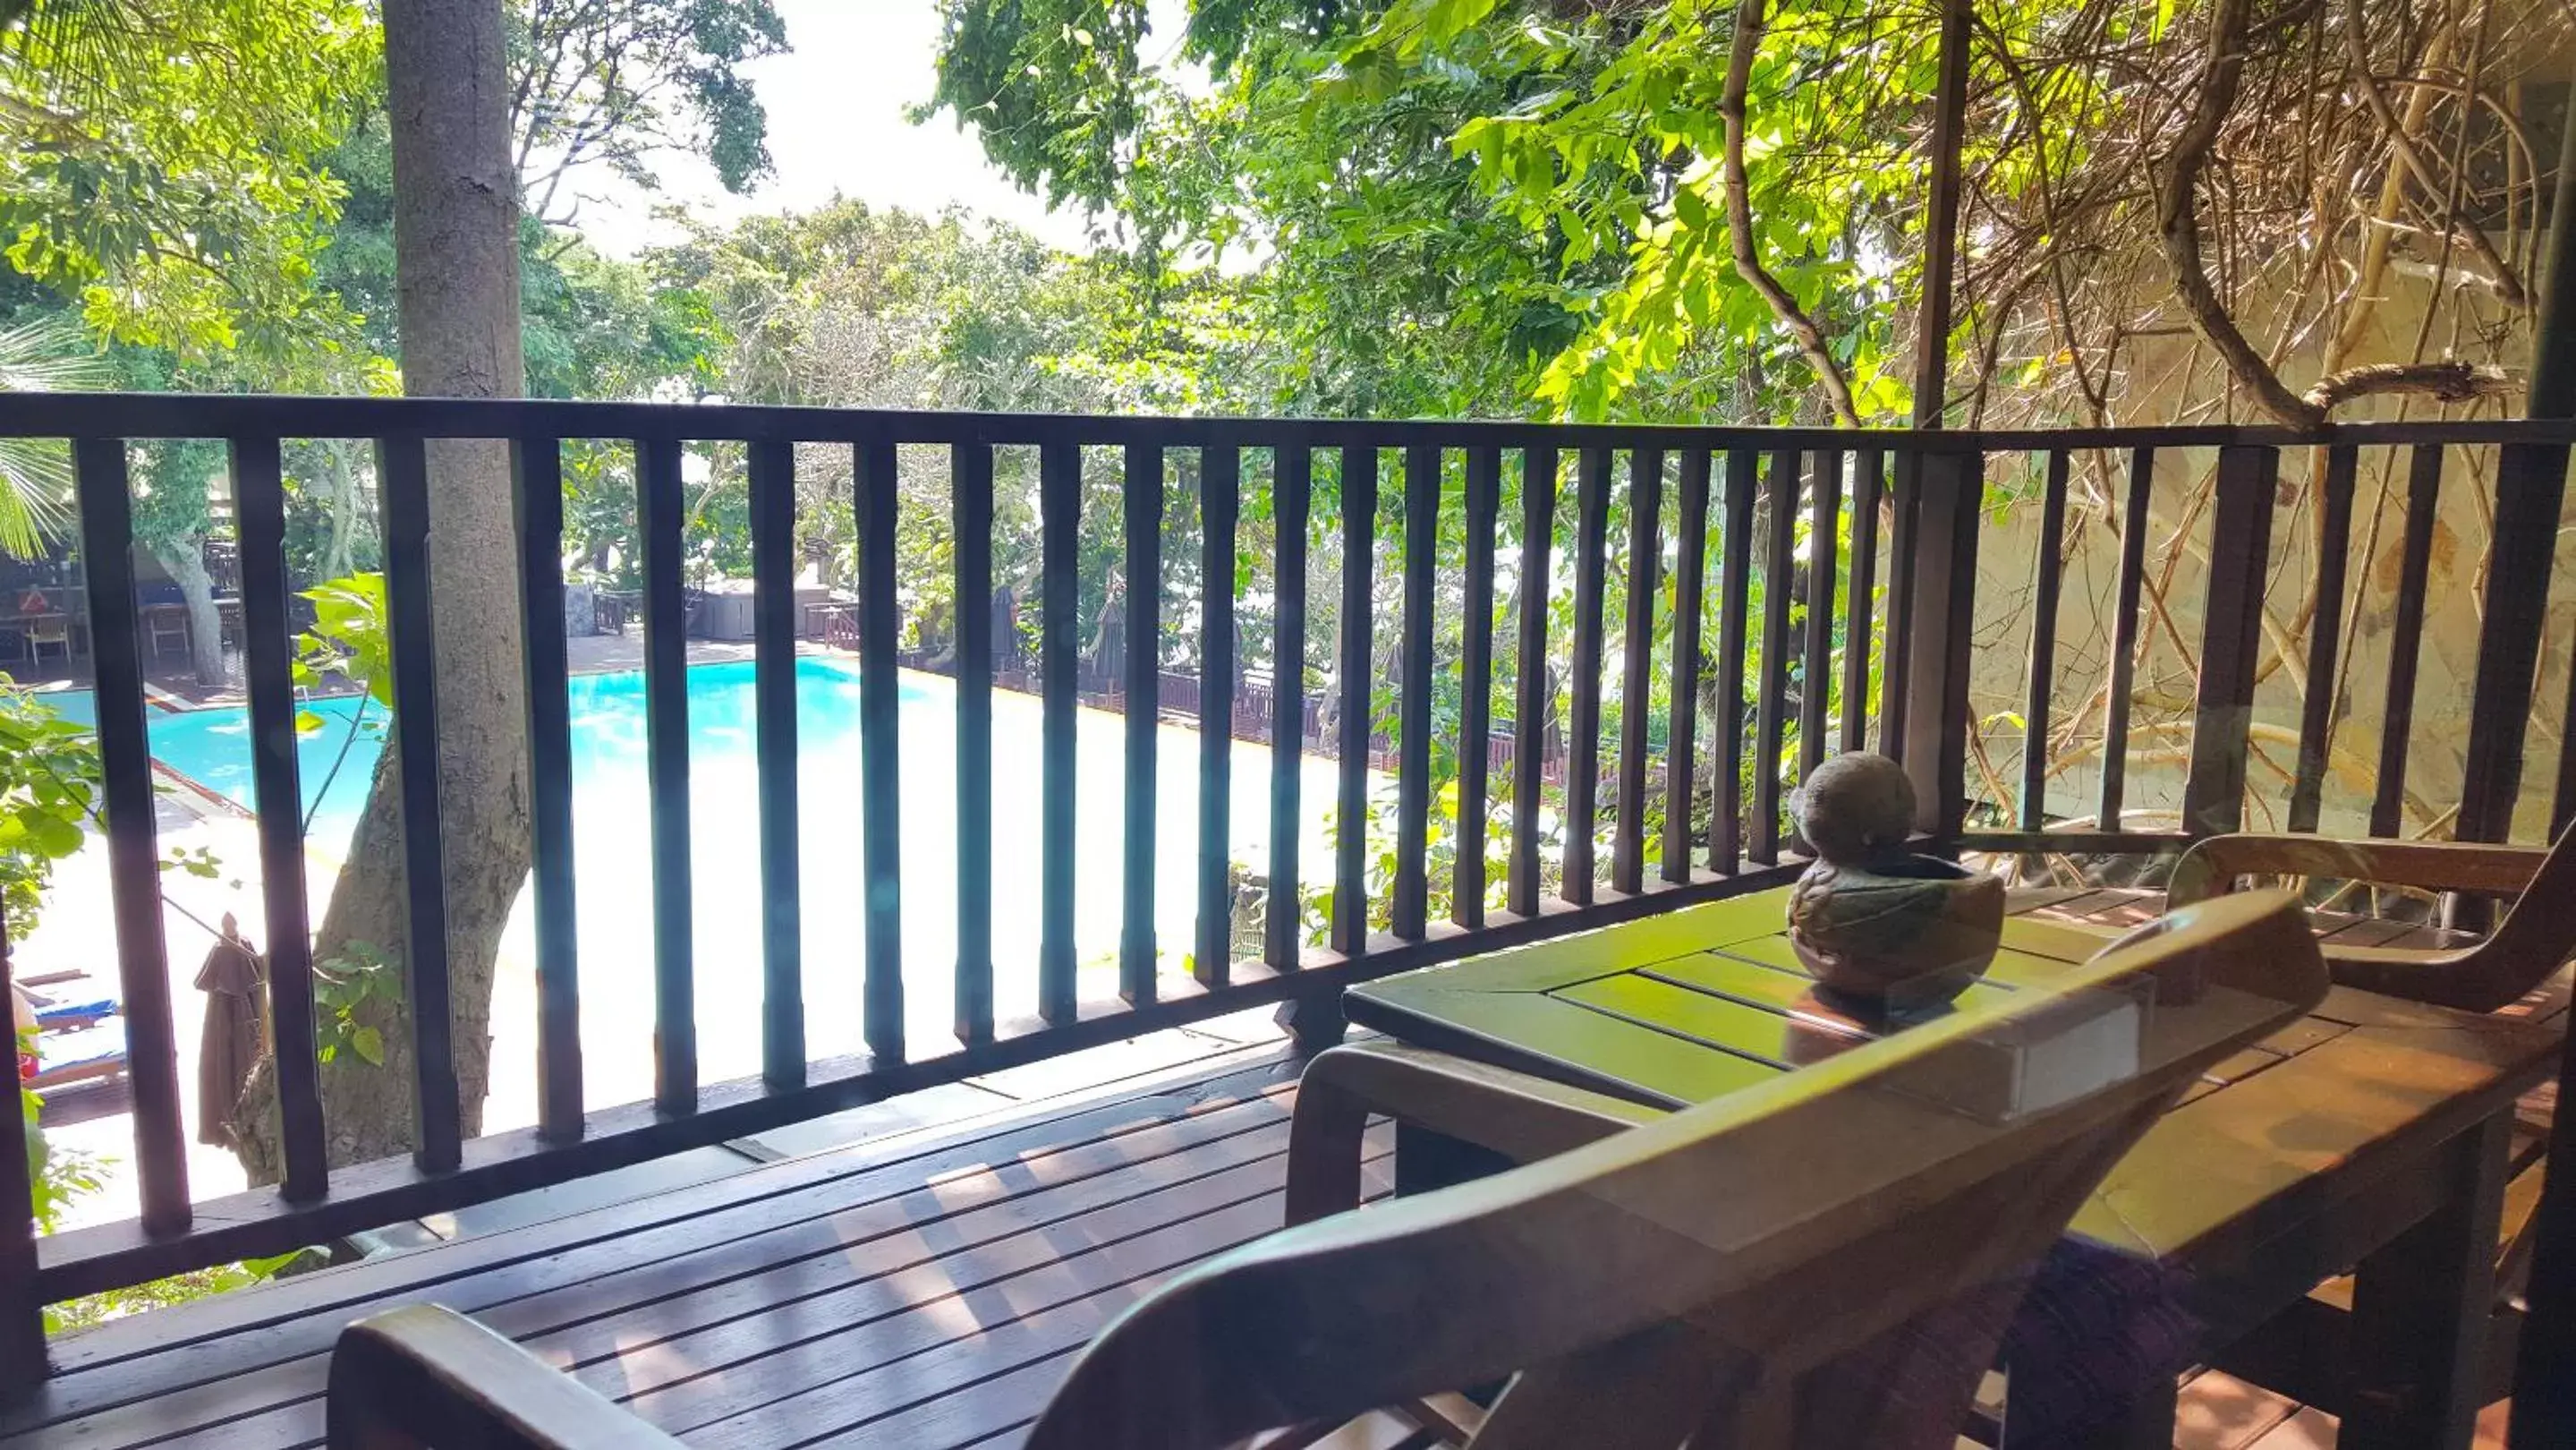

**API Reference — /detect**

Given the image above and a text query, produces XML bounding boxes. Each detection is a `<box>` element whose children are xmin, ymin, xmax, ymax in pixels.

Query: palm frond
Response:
<box><xmin>1</xmin><ymin>0</ymin><xmax>154</xmax><ymax>121</ymax></box>
<box><xmin>0</xmin><ymin>316</ymin><xmax>106</xmax><ymax>559</ymax></box>
<box><xmin>0</xmin><ymin>440</ymin><xmax>72</xmax><ymax>558</ymax></box>
<box><xmin>0</xmin><ymin>319</ymin><xmax>109</xmax><ymax>393</ymax></box>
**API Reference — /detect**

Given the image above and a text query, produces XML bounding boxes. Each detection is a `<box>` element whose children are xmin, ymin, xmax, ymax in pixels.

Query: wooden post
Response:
<box><xmin>2516</xmin><ymin>1019</ymin><xmax>2576</xmax><ymax>1448</ymax></box>
<box><xmin>2181</xmin><ymin>447</ymin><xmax>2278</xmax><ymax>836</ymax></box>
<box><xmin>1899</xmin><ymin>450</ymin><xmax>1983</xmax><ymax>836</ymax></box>
<box><xmin>2513</xmin><ymin>99</ymin><xmax>2576</xmax><ymax>1418</ymax></box>
<box><xmin>2463</xmin><ymin>88</ymin><xmax>2576</xmax><ymax>847</ymax></box>
<box><xmin>1911</xmin><ymin>0</ymin><xmax>1972</xmax><ymax>431</ymax></box>
<box><xmin>1892</xmin><ymin>0</ymin><xmax>1972</xmax><ymax>815</ymax></box>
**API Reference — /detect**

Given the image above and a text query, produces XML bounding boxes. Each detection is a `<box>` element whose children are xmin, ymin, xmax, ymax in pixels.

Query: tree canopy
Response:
<box><xmin>0</xmin><ymin>0</ymin><xmax>378</xmax><ymax>358</ymax></box>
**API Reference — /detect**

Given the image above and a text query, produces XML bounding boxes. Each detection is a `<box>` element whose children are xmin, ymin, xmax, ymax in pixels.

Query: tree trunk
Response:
<box><xmin>234</xmin><ymin>0</ymin><xmax>529</xmax><ymax>1181</ymax></box>
<box><xmin>321</xmin><ymin>439</ymin><xmax>361</xmax><ymax>580</ymax></box>
<box><xmin>149</xmin><ymin>537</ymin><xmax>228</xmax><ymax>690</ymax></box>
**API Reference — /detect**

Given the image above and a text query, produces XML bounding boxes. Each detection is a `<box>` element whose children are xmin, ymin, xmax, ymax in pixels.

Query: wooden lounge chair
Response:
<box><xmin>21</xmin><ymin>980</ymin><xmax>116</xmax><ymax>1033</ymax></box>
<box><xmin>24</xmin><ymin>1017</ymin><xmax>128</xmax><ymax>1095</ymax></box>
<box><xmin>13</xmin><ymin>978</ymin><xmax>126</xmax><ymax>1095</ymax></box>
<box><xmin>2160</xmin><ymin>823</ymin><xmax>2576</xmax><ymax>1419</ymax></box>
<box><xmin>321</xmin><ymin>891</ymin><xmax>2325</xmax><ymax>1450</ymax></box>
<box><xmin>2164</xmin><ymin>821</ymin><xmax>2576</xmax><ymax>1013</ymax></box>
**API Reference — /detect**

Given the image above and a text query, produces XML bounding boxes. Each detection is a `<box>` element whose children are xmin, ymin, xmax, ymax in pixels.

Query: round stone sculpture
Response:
<box><xmin>1785</xmin><ymin>752</ymin><xmax>2005</xmax><ymax>1010</ymax></box>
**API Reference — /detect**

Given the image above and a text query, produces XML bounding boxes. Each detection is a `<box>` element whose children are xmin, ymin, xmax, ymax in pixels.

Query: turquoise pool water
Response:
<box><xmin>66</xmin><ymin>660</ymin><xmax>1346</xmax><ymax>1098</ymax></box>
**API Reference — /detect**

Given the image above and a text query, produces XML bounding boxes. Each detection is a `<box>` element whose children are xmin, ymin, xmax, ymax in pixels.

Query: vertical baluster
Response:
<box><xmin>1841</xmin><ymin>449</ymin><xmax>1882</xmax><ymax>754</ymax></box>
<box><xmin>1266</xmin><ymin>448</ymin><xmax>1311</xmax><ymax>968</ymax></box>
<box><xmin>2288</xmin><ymin>445</ymin><xmax>2356</xmax><ymax>835</ymax></box>
<box><xmin>1262</xmin><ymin>445</ymin><xmax>1308</xmax><ymax>963</ymax></box>
<box><xmin>1122</xmin><ymin>443</ymin><xmax>1164</xmax><ymax>1001</ymax></box>
<box><xmin>0</xmin><ymin>925</ymin><xmax>38</xmax><ymax>1379</ymax></box>
<box><xmin>1798</xmin><ymin>448</ymin><xmax>1841</xmax><ymax>787</ymax></box>
<box><xmin>1710</xmin><ymin>448</ymin><xmax>1756</xmax><ymax>872</ymax></box>
<box><xmin>72</xmin><ymin>439</ymin><xmax>191</xmax><ymax>1217</ymax></box>
<box><xmin>747</xmin><ymin>439</ymin><xmax>803</xmax><ymax>1085</ymax></box>
<box><xmin>953</xmin><ymin>443</ymin><xmax>995</xmax><ymax>1043</ymax></box>
<box><xmin>374</xmin><ymin>435</ymin><xmax>461</xmax><ymax>1167</ymax></box>
<box><xmin>511</xmin><ymin>439</ymin><xmax>583</xmax><ymax>1137</ymax></box>
<box><xmin>1039</xmin><ymin>442</ymin><xmax>1081</xmax><ymax>1021</ymax></box>
<box><xmin>1662</xmin><ymin>451</ymin><xmax>1712</xmax><ymax>883</ymax></box>
<box><xmin>2099</xmin><ymin>447</ymin><xmax>2155</xmax><ymax>832</ymax></box>
<box><xmin>1752</xmin><ymin>449</ymin><xmax>1798</xmax><ymax>864</ymax></box>
<box><xmin>855</xmin><ymin>439</ymin><xmax>905</xmax><ymax>1062</ymax></box>
<box><xmin>2020</xmin><ymin>450</ymin><xmax>2070</xmax><ymax>831</ymax></box>
<box><xmin>2181</xmin><ymin>445</ymin><xmax>2279</xmax><ymax>836</ymax></box>
<box><xmin>1454</xmin><ymin>447</ymin><xmax>1501</xmax><ymax>925</ymax></box>
<box><xmin>2371</xmin><ymin>445</ymin><xmax>2444</xmax><ymax>839</ymax></box>
<box><xmin>231</xmin><ymin>438</ymin><xmax>329</xmax><ymax>1191</ymax></box>
<box><xmin>1332</xmin><ymin>447</ymin><xmax>1377</xmax><ymax>954</ymax></box>
<box><xmin>1563</xmin><ymin>447</ymin><xmax>1612</xmax><ymax>905</ymax></box>
<box><xmin>1508</xmin><ymin>448</ymin><xmax>1557</xmax><ymax>917</ymax></box>
<box><xmin>1391</xmin><ymin>445</ymin><xmax>1438</xmax><ymax>939</ymax></box>
<box><xmin>1880</xmin><ymin>453</ymin><xmax>1921</xmax><ymax>760</ymax></box>
<box><xmin>635</xmin><ymin>436</ymin><xmax>695</xmax><ymax>1112</ymax></box>
<box><xmin>1613</xmin><ymin>448</ymin><xmax>1663</xmax><ymax>893</ymax></box>
<box><xmin>1195</xmin><ymin>444</ymin><xmax>1239</xmax><ymax>985</ymax></box>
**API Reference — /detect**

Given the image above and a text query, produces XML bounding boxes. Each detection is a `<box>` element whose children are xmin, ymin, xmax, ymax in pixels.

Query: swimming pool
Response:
<box><xmin>53</xmin><ymin>660</ymin><xmax>1350</xmax><ymax>1111</ymax></box>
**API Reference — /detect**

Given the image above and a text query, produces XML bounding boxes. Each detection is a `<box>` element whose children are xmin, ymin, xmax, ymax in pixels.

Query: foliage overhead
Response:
<box><xmin>513</xmin><ymin>0</ymin><xmax>789</xmax><ymax>224</ymax></box>
<box><xmin>0</xmin><ymin>0</ymin><xmax>378</xmax><ymax>356</ymax></box>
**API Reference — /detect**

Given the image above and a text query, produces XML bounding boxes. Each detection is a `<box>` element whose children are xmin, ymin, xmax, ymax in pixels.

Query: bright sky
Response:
<box><xmin>570</xmin><ymin>0</ymin><xmax>1193</xmax><ymax>259</ymax></box>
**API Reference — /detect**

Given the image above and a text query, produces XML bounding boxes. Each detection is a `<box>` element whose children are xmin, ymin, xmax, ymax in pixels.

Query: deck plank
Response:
<box><xmin>680</xmin><ymin>1156</ymin><xmax>1392</xmax><ymax>1449</ymax></box>
<box><xmin>35</xmin><ymin>1049</ymin><xmax>1298</xmax><ymax>1387</ymax></box>
<box><xmin>15</xmin><ymin>1090</ymin><xmax>1304</xmax><ymax>1445</ymax></box>
<box><xmin>4</xmin><ymin>1052</ymin><xmax>1321</xmax><ymax>1450</ymax></box>
<box><xmin>625</xmin><ymin>1157</ymin><xmax>1385</xmax><ymax>1432</ymax></box>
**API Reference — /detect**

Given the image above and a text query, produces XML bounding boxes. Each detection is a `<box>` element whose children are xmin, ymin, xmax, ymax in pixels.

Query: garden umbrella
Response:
<box><xmin>194</xmin><ymin>914</ymin><xmax>263</xmax><ymax>1147</ymax></box>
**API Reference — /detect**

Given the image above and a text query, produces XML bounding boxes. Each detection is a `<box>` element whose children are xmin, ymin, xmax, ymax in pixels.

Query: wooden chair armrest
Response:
<box><xmin>2315</xmin><ymin>943</ymin><xmax>2568</xmax><ymax>1013</ymax></box>
<box><xmin>2170</xmin><ymin>833</ymin><xmax>2548</xmax><ymax>908</ymax></box>
<box><xmin>1285</xmin><ymin>1041</ymin><xmax>1660</xmax><ymax>1225</ymax></box>
<box><xmin>326</xmin><ymin>1304</ymin><xmax>676</xmax><ymax>1450</ymax></box>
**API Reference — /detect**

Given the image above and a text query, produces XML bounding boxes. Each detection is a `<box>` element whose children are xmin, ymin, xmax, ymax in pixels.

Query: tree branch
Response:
<box><xmin>2155</xmin><ymin>0</ymin><xmax>2325</xmax><ymax>428</ymax></box>
<box><xmin>1720</xmin><ymin>0</ymin><xmax>1860</xmax><ymax>426</ymax></box>
<box><xmin>2343</xmin><ymin>0</ymin><xmax>2526</xmax><ymax>309</ymax></box>
<box><xmin>2302</xmin><ymin>359</ymin><xmax>2513</xmax><ymax>410</ymax></box>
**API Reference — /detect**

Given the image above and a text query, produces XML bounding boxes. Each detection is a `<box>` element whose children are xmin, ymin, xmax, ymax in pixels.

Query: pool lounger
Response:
<box><xmin>28</xmin><ymin>1018</ymin><xmax>128</xmax><ymax>1094</ymax></box>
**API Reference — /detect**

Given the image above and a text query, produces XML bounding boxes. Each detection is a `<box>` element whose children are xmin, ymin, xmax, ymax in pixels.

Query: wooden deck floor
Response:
<box><xmin>2</xmin><ymin>885</ymin><xmax>2532</xmax><ymax>1450</ymax></box>
<box><xmin>2</xmin><ymin>1047</ymin><xmax>1407</xmax><ymax>1450</ymax></box>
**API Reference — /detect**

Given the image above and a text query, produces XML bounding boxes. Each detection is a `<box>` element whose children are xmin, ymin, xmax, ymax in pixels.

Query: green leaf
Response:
<box><xmin>350</xmin><ymin>1026</ymin><xmax>384</xmax><ymax>1067</ymax></box>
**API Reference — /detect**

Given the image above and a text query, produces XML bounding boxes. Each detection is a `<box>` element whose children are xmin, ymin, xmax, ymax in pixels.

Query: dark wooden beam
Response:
<box><xmin>2180</xmin><ymin>446</ymin><xmax>2279</xmax><ymax>836</ymax></box>
<box><xmin>2463</xmin><ymin>82</ymin><xmax>2576</xmax><ymax>849</ymax></box>
<box><xmin>1898</xmin><ymin>449</ymin><xmax>1983</xmax><ymax>835</ymax></box>
<box><xmin>1910</xmin><ymin>0</ymin><xmax>1973</xmax><ymax>430</ymax></box>
<box><xmin>2512</xmin><ymin>91</ymin><xmax>2576</xmax><ymax>1433</ymax></box>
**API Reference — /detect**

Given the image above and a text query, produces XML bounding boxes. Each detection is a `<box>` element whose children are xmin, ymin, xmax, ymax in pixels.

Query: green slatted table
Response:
<box><xmin>1345</xmin><ymin>887</ymin><xmax>2563</xmax><ymax>1450</ymax></box>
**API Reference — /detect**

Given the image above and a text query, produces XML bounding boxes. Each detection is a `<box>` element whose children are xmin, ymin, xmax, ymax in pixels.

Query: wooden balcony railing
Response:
<box><xmin>2</xmin><ymin>394</ymin><xmax>2572</xmax><ymax>1391</ymax></box>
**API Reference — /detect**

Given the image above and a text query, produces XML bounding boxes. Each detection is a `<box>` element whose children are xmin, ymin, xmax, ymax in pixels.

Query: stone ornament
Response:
<box><xmin>1785</xmin><ymin>752</ymin><xmax>2005</xmax><ymax>1011</ymax></box>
